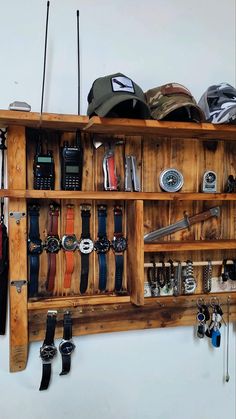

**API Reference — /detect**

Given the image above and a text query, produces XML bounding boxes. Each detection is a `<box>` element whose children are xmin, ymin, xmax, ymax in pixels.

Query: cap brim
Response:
<box><xmin>92</xmin><ymin>93</ymin><xmax>151</xmax><ymax>118</ymax></box>
<box><xmin>150</xmin><ymin>96</ymin><xmax>205</xmax><ymax>122</ymax></box>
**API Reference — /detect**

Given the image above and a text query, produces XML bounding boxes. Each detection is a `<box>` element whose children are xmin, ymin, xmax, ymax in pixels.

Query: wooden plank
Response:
<box><xmin>127</xmin><ymin>200</ymin><xmax>144</xmax><ymax>306</ymax></box>
<box><xmin>7</xmin><ymin>126</ymin><xmax>28</xmax><ymax>372</ymax></box>
<box><xmin>0</xmin><ymin>110</ymin><xmax>88</xmax><ymax>130</ymax></box>
<box><xmin>28</xmin><ymin>291</ymin><xmax>236</xmax><ymax>342</ymax></box>
<box><xmin>144</xmin><ymin>240</ymin><xmax>236</xmax><ymax>252</ymax></box>
<box><xmin>85</xmin><ymin>116</ymin><xmax>236</xmax><ymax>140</ymax></box>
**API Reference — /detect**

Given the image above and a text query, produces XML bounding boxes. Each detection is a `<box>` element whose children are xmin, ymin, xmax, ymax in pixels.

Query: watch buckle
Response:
<box><xmin>47</xmin><ymin>310</ymin><xmax>58</xmax><ymax>316</ymax></box>
<box><xmin>80</xmin><ymin>204</ymin><xmax>91</xmax><ymax>211</ymax></box>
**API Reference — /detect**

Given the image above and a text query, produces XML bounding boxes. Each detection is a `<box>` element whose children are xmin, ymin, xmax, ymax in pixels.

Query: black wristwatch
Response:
<box><xmin>111</xmin><ymin>205</ymin><xmax>127</xmax><ymax>291</ymax></box>
<box><xmin>94</xmin><ymin>205</ymin><xmax>110</xmax><ymax>291</ymax></box>
<box><xmin>39</xmin><ymin>311</ymin><xmax>57</xmax><ymax>391</ymax></box>
<box><xmin>78</xmin><ymin>204</ymin><xmax>94</xmax><ymax>294</ymax></box>
<box><xmin>59</xmin><ymin>312</ymin><xmax>75</xmax><ymax>376</ymax></box>
<box><xmin>27</xmin><ymin>204</ymin><xmax>43</xmax><ymax>297</ymax></box>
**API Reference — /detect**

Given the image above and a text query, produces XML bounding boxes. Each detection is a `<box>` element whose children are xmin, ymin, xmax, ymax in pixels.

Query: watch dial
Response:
<box><xmin>205</xmin><ymin>172</ymin><xmax>216</xmax><ymax>183</ymax></box>
<box><xmin>62</xmin><ymin>235</ymin><xmax>77</xmax><ymax>251</ymax></box>
<box><xmin>27</xmin><ymin>239</ymin><xmax>43</xmax><ymax>255</ymax></box>
<box><xmin>112</xmin><ymin>236</ymin><xmax>127</xmax><ymax>252</ymax></box>
<box><xmin>59</xmin><ymin>340</ymin><xmax>75</xmax><ymax>355</ymax></box>
<box><xmin>159</xmin><ymin>169</ymin><xmax>184</xmax><ymax>192</ymax></box>
<box><xmin>78</xmin><ymin>238</ymin><xmax>94</xmax><ymax>254</ymax></box>
<box><xmin>40</xmin><ymin>344</ymin><xmax>57</xmax><ymax>361</ymax></box>
<box><xmin>45</xmin><ymin>237</ymin><xmax>61</xmax><ymax>253</ymax></box>
<box><xmin>94</xmin><ymin>238</ymin><xmax>110</xmax><ymax>253</ymax></box>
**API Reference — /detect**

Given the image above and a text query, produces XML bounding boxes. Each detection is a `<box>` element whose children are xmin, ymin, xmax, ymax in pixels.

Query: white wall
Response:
<box><xmin>0</xmin><ymin>1</ymin><xmax>235</xmax><ymax>418</ymax></box>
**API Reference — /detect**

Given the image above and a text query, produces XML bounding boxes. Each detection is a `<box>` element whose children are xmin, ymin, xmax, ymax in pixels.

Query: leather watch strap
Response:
<box><xmin>63</xmin><ymin>206</ymin><xmax>75</xmax><ymax>289</ymax></box>
<box><xmin>46</xmin><ymin>205</ymin><xmax>59</xmax><ymax>292</ymax></box>
<box><xmin>59</xmin><ymin>312</ymin><xmax>75</xmax><ymax>376</ymax></box>
<box><xmin>28</xmin><ymin>205</ymin><xmax>41</xmax><ymax>297</ymax></box>
<box><xmin>113</xmin><ymin>206</ymin><xmax>125</xmax><ymax>292</ymax></box>
<box><xmin>98</xmin><ymin>206</ymin><xmax>107</xmax><ymax>291</ymax></box>
<box><xmin>39</xmin><ymin>311</ymin><xmax>57</xmax><ymax>391</ymax></box>
<box><xmin>80</xmin><ymin>206</ymin><xmax>91</xmax><ymax>294</ymax></box>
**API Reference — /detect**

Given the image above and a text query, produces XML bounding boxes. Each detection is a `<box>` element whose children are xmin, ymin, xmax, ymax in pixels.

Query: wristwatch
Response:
<box><xmin>59</xmin><ymin>311</ymin><xmax>75</xmax><ymax>376</ymax></box>
<box><xmin>61</xmin><ymin>205</ymin><xmax>77</xmax><ymax>289</ymax></box>
<box><xmin>78</xmin><ymin>204</ymin><xmax>94</xmax><ymax>294</ymax></box>
<box><xmin>39</xmin><ymin>310</ymin><xmax>57</xmax><ymax>391</ymax></box>
<box><xmin>27</xmin><ymin>204</ymin><xmax>43</xmax><ymax>297</ymax></box>
<box><xmin>44</xmin><ymin>204</ymin><xmax>61</xmax><ymax>292</ymax></box>
<box><xmin>94</xmin><ymin>205</ymin><xmax>110</xmax><ymax>291</ymax></box>
<box><xmin>111</xmin><ymin>205</ymin><xmax>127</xmax><ymax>291</ymax></box>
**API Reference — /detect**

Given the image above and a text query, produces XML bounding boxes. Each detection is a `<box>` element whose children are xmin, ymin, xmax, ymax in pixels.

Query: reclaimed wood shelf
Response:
<box><xmin>3</xmin><ymin>110</ymin><xmax>236</xmax><ymax>372</ymax></box>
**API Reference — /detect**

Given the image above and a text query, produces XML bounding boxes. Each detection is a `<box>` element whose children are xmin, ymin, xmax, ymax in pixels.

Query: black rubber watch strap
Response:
<box><xmin>115</xmin><ymin>254</ymin><xmax>124</xmax><ymax>291</ymax></box>
<box><xmin>63</xmin><ymin>312</ymin><xmax>72</xmax><ymax>340</ymax></box>
<box><xmin>60</xmin><ymin>354</ymin><xmax>71</xmax><ymax>376</ymax></box>
<box><xmin>39</xmin><ymin>363</ymin><xmax>52</xmax><ymax>391</ymax></box>
<box><xmin>81</xmin><ymin>209</ymin><xmax>90</xmax><ymax>237</ymax></box>
<box><xmin>80</xmin><ymin>253</ymin><xmax>89</xmax><ymax>294</ymax></box>
<box><xmin>44</xmin><ymin>313</ymin><xmax>57</xmax><ymax>345</ymax></box>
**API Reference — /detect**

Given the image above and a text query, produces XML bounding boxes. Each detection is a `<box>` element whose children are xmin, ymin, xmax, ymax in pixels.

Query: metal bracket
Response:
<box><xmin>9</xmin><ymin>211</ymin><xmax>26</xmax><ymax>224</ymax></box>
<box><xmin>10</xmin><ymin>280</ymin><xmax>27</xmax><ymax>293</ymax></box>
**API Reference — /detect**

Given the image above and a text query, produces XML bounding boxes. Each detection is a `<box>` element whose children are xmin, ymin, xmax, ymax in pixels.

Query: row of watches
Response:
<box><xmin>28</xmin><ymin>203</ymin><xmax>127</xmax><ymax>297</ymax></box>
<box><xmin>39</xmin><ymin>311</ymin><xmax>75</xmax><ymax>391</ymax></box>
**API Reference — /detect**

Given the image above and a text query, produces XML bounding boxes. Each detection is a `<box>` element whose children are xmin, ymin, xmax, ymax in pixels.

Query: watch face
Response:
<box><xmin>112</xmin><ymin>236</ymin><xmax>127</xmax><ymax>252</ymax></box>
<box><xmin>61</xmin><ymin>234</ymin><xmax>77</xmax><ymax>251</ymax></box>
<box><xmin>27</xmin><ymin>239</ymin><xmax>43</xmax><ymax>255</ymax></box>
<box><xmin>159</xmin><ymin>168</ymin><xmax>184</xmax><ymax>192</ymax></box>
<box><xmin>78</xmin><ymin>238</ymin><xmax>94</xmax><ymax>254</ymax></box>
<box><xmin>94</xmin><ymin>237</ymin><xmax>110</xmax><ymax>254</ymax></box>
<box><xmin>45</xmin><ymin>236</ymin><xmax>61</xmax><ymax>253</ymax></box>
<box><xmin>59</xmin><ymin>340</ymin><xmax>75</xmax><ymax>355</ymax></box>
<box><xmin>40</xmin><ymin>344</ymin><xmax>57</xmax><ymax>361</ymax></box>
<box><xmin>205</xmin><ymin>171</ymin><xmax>216</xmax><ymax>184</ymax></box>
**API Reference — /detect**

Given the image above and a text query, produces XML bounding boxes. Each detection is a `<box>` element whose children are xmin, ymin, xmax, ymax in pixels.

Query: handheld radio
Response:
<box><xmin>33</xmin><ymin>133</ymin><xmax>55</xmax><ymax>190</ymax></box>
<box><xmin>60</xmin><ymin>131</ymin><xmax>83</xmax><ymax>190</ymax></box>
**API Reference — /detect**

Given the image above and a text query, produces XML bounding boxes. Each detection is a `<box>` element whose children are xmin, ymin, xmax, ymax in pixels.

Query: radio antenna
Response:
<box><xmin>40</xmin><ymin>0</ymin><xmax>50</xmax><ymax>124</ymax></box>
<box><xmin>76</xmin><ymin>10</ymin><xmax>80</xmax><ymax>115</ymax></box>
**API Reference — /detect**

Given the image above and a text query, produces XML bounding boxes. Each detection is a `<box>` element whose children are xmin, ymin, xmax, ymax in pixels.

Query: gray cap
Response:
<box><xmin>87</xmin><ymin>72</ymin><xmax>151</xmax><ymax>118</ymax></box>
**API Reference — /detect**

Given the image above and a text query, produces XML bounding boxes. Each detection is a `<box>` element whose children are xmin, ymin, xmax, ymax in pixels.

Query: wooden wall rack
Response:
<box><xmin>1</xmin><ymin>110</ymin><xmax>236</xmax><ymax>372</ymax></box>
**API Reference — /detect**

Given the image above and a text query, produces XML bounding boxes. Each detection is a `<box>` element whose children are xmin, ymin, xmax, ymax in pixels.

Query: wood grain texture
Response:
<box><xmin>7</xmin><ymin>126</ymin><xmax>28</xmax><ymax>372</ymax></box>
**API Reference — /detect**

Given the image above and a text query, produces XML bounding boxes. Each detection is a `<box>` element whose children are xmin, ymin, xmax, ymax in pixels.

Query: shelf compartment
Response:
<box><xmin>144</xmin><ymin>240</ymin><xmax>236</xmax><ymax>252</ymax></box>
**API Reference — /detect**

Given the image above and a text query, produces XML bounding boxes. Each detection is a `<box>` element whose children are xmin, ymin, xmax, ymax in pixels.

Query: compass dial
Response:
<box><xmin>159</xmin><ymin>169</ymin><xmax>184</xmax><ymax>192</ymax></box>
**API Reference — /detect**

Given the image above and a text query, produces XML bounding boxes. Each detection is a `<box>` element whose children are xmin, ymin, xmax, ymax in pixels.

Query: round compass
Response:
<box><xmin>159</xmin><ymin>168</ymin><xmax>184</xmax><ymax>192</ymax></box>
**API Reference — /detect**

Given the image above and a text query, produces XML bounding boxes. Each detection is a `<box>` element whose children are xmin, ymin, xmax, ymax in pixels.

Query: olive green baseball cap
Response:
<box><xmin>87</xmin><ymin>72</ymin><xmax>151</xmax><ymax>118</ymax></box>
<box><xmin>145</xmin><ymin>83</ymin><xmax>205</xmax><ymax>122</ymax></box>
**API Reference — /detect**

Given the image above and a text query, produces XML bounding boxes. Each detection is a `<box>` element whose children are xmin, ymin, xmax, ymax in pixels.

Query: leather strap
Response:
<box><xmin>28</xmin><ymin>205</ymin><xmax>41</xmax><ymax>297</ymax></box>
<box><xmin>113</xmin><ymin>206</ymin><xmax>124</xmax><ymax>292</ymax></box>
<box><xmin>64</xmin><ymin>206</ymin><xmax>75</xmax><ymax>289</ymax></box>
<box><xmin>46</xmin><ymin>205</ymin><xmax>59</xmax><ymax>292</ymax></box>
<box><xmin>80</xmin><ymin>207</ymin><xmax>91</xmax><ymax>294</ymax></box>
<box><xmin>59</xmin><ymin>312</ymin><xmax>74</xmax><ymax>376</ymax></box>
<box><xmin>98</xmin><ymin>206</ymin><xmax>107</xmax><ymax>291</ymax></box>
<box><xmin>0</xmin><ymin>222</ymin><xmax>8</xmax><ymax>335</ymax></box>
<box><xmin>39</xmin><ymin>312</ymin><xmax>57</xmax><ymax>391</ymax></box>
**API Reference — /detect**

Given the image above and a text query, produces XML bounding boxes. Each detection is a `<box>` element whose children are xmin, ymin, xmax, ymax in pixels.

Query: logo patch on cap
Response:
<box><xmin>111</xmin><ymin>76</ymin><xmax>135</xmax><ymax>93</ymax></box>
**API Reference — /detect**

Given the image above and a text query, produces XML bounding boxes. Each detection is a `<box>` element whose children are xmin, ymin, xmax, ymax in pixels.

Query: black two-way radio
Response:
<box><xmin>33</xmin><ymin>1</ymin><xmax>55</xmax><ymax>190</ymax></box>
<box><xmin>60</xmin><ymin>10</ymin><xmax>83</xmax><ymax>191</ymax></box>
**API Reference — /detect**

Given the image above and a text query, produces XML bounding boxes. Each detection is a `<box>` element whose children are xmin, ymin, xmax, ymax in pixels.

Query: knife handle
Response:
<box><xmin>189</xmin><ymin>207</ymin><xmax>220</xmax><ymax>225</ymax></box>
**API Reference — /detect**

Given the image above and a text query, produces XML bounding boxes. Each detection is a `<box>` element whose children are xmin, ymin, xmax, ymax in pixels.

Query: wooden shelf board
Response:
<box><xmin>2</xmin><ymin>189</ymin><xmax>236</xmax><ymax>201</ymax></box>
<box><xmin>144</xmin><ymin>240</ymin><xmax>236</xmax><ymax>252</ymax></box>
<box><xmin>28</xmin><ymin>294</ymin><xmax>130</xmax><ymax>310</ymax></box>
<box><xmin>1</xmin><ymin>110</ymin><xmax>236</xmax><ymax>139</ymax></box>
<box><xmin>0</xmin><ymin>110</ymin><xmax>89</xmax><ymax>130</ymax></box>
<box><xmin>85</xmin><ymin>116</ymin><xmax>236</xmax><ymax>140</ymax></box>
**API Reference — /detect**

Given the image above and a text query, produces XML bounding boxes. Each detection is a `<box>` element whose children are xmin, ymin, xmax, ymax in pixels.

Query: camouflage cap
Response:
<box><xmin>145</xmin><ymin>83</ymin><xmax>205</xmax><ymax>122</ymax></box>
<box><xmin>87</xmin><ymin>72</ymin><xmax>151</xmax><ymax>119</ymax></box>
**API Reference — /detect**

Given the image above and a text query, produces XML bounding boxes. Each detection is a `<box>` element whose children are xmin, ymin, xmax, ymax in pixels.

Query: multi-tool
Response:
<box><xmin>125</xmin><ymin>155</ymin><xmax>141</xmax><ymax>192</ymax></box>
<box><xmin>103</xmin><ymin>147</ymin><xmax>118</xmax><ymax>191</ymax></box>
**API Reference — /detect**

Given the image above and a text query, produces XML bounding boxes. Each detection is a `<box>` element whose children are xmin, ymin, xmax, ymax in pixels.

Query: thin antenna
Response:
<box><xmin>40</xmin><ymin>1</ymin><xmax>50</xmax><ymax>121</ymax></box>
<box><xmin>77</xmin><ymin>10</ymin><xmax>80</xmax><ymax>115</ymax></box>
